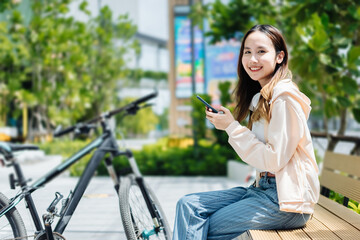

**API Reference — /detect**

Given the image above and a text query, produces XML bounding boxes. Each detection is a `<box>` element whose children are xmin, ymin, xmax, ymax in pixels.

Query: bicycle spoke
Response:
<box><xmin>128</xmin><ymin>184</ymin><xmax>167</xmax><ymax>239</ymax></box>
<box><xmin>129</xmin><ymin>187</ymin><xmax>153</xmax><ymax>231</ymax></box>
<box><xmin>0</xmin><ymin>220</ymin><xmax>13</xmax><ymax>239</ymax></box>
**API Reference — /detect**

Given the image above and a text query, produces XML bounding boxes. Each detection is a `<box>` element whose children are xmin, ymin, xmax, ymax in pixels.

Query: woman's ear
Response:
<box><xmin>276</xmin><ymin>51</ymin><xmax>285</xmax><ymax>64</ymax></box>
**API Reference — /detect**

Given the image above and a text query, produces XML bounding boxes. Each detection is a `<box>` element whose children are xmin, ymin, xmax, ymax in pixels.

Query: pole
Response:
<box><xmin>189</xmin><ymin>0</ymin><xmax>198</xmax><ymax>154</ymax></box>
<box><xmin>23</xmin><ymin>104</ymin><xmax>28</xmax><ymax>140</ymax></box>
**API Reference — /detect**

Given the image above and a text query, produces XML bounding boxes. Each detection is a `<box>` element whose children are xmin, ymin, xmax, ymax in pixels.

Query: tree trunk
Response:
<box><xmin>28</xmin><ymin>107</ymin><xmax>34</xmax><ymax>141</ymax></box>
<box><xmin>42</xmin><ymin>105</ymin><xmax>52</xmax><ymax>135</ymax></box>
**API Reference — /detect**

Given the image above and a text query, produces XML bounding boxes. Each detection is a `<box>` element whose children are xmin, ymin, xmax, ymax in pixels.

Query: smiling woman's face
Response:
<box><xmin>241</xmin><ymin>31</ymin><xmax>284</xmax><ymax>88</ymax></box>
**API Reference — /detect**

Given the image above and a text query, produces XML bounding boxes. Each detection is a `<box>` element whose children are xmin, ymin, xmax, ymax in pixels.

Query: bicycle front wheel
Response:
<box><xmin>119</xmin><ymin>175</ymin><xmax>172</xmax><ymax>240</ymax></box>
<box><xmin>0</xmin><ymin>192</ymin><xmax>27</xmax><ymax>240</ymax></box>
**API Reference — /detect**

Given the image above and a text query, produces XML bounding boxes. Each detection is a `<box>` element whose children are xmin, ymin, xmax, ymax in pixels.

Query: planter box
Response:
<box><xmin>227</xmin><ymin>160</ymin><xmax>254</xmax><ymax>183</ymax></box>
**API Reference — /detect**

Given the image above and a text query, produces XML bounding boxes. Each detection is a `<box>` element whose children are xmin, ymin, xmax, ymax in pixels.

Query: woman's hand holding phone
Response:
<box><xmin>196</xmin><ymin>95</ymin><xmax>235</xmax><ymax>130</ymax></box>
<box><xmin>196</xmin><ymin>95</ymin><xmax>218</xmax><ymax>113</ymax></box>
<box><xmin>205</xmin><ymin>106</ymin><xmax>235</xmax><ymax>130</ymax></box>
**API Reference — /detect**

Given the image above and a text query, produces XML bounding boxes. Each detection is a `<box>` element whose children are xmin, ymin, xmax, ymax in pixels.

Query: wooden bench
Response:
<box><xmin>236</xmin><ymin>151</ymin><xmax>360</xmax><ymax>240</ymax></box>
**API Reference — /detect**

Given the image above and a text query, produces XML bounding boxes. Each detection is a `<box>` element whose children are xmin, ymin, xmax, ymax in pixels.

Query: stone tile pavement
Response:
<box><xmin>0</xmin><ymin>155</ymin><xmax>245</xmax><ymax>239</ymax></box>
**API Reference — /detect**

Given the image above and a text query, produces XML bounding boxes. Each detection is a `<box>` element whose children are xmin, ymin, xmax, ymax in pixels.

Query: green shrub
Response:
<box><xmin>348</xmin><ymin>201</ymin><xmax>360</xmax><ymax>214</ymax></box>
<box><xmin>130</xmin><ymin>139</ymin><xmax>240</xmax><ymax>176</ymax></box>
<box><xmin>329</xmin><ymin>190</ymin><xmax>360</xmax><ymax>215</ymax></box>
<box><xmin>38</xmin><ymin>137</ymin><xmax>241</xmax><ymax>177</ymax></box>
<box><xmin>38</xmin><ymin>139</ymin><xmax>95</xmax><ymax>176</ymax></box>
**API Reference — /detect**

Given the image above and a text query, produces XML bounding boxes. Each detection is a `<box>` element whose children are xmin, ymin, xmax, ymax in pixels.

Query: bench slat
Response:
<box><xmin>318</xmin><ymin>195</ymin><xmax>360</xmax><ymax>231</ymax></box>
<box><xmin>236</xmin><ymin>151</ymin><xmax>360</xmax><ymax>240</ymax></box>
<box><xmin>313</xmin><ymin>203</ymin><xmax>360</xmax><ymax>239</ymax></box>
<box><xmin>242</xmin><ymin>215</ymin><xmax>345</xmax><ymax>240</ymax></box>
<box><xmin>323</xmin><ymin>152</ymin><xmax>360</xmax><ymax>178</ymax></box>
<box><xmin>276</xmin><ymin>227</ymin><xmax>310</xmax><ymax>239</ymax></box>
<box><xmin>248</xmin><ymin>230</ymin><xmax>282</xmax><ymax>240</ymax></box>
<box><xmin>301</xmin><ymin>217</ymin><xmax>341</xmax><ymax>239</ymax></box>
<box><xmin>321</xmin><ymin>169</ymin><xmax>360</xmax><ymax>203</ymax></box>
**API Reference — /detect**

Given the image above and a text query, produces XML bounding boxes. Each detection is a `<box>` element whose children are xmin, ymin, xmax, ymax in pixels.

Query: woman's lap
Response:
<box><xmin>207</xmin><ymin>185</ymin><xmax>309</xmax><ymax>239</ymax></box>
<box><xmin>175</xmin><ymin>177</ymin><xmax>310</xmax><ymax>240</ymax></box>
<box><xmin>178</xmin><ymin>186</ymin><xmax>248</xmax><ymax>217</ymax></box>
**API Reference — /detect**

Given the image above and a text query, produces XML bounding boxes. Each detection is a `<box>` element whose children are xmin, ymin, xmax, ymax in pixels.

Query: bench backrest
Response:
<box><xmin>320</xmin><ymin>151</ymin><xmax>360</xmax><ymax>203</ymax></box>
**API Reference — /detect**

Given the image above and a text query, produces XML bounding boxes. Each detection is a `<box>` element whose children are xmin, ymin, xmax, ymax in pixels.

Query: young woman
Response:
<box><xmin>172</xmin><ymin>24</ymin><xmax>320</xmax><ymax>240</ymax></box>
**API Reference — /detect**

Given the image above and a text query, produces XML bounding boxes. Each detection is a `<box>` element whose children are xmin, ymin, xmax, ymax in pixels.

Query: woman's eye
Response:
<box><xmin>244</xmin><ymin>51</ymin><xmax>251</xmax><ymax>54</ymax></box>
<box><xmin>258</xmin><ymin>50</ymin><xmax>266</xmax><ymax>54</ymax></box>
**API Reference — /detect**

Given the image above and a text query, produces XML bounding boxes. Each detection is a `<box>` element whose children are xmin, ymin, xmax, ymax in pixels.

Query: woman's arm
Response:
<box><xmin>208</xmin><ymin>97</ymin><xmax>304</xmax><ymax>172</ymax></box>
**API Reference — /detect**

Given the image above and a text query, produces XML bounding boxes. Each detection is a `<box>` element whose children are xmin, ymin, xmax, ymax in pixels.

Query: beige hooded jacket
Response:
<box><xmin>225</xmin><ymin>79</ymin><xmax>320</xmax><ymax>214</ymax></box>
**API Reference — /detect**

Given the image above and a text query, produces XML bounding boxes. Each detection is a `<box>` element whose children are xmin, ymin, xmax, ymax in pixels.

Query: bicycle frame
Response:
<box><xmin>0</xmin><ymin>91</ymin><xmax>163</xmax><ymax>239</ymax></box>
<box><xmin>0</xmin><ymin>125</ymin><xmax>122</xmax><ymax>235</ymax></box>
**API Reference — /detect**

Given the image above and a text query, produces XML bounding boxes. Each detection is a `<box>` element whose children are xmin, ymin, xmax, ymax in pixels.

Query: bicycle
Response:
<box><xmin>0</xmin><ymin>92</ymin><xmax>172</xmax><ymax>240</ymax></box>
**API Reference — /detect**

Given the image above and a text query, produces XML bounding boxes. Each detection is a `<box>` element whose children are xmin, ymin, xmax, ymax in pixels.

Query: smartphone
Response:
<box><xmin>196</xmin><ymin>95</ymin><xmax>218</xmax><ymax>113</ymax></box>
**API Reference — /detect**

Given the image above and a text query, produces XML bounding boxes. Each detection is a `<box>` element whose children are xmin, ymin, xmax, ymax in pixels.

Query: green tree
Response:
<box><xmin>0</xmin><ymin>0</ymin><xmax>138</xmax><ymax>140</ymax></box>
<box><xmin>189</xmin><ymin>0</ymin><xmax>277</xmax><ymax>43</ymax></box>
<box><xmin>0</xmin><ymin>2</ymin><xmax>30</xmax><ymax>127</ymax></box>
<box><xmin>116</xmin><ymin>97</ymin><xmax>159</xmax><ymax>138</ymax></box>
<box><xmin>83</xmin><ymin>4</ymin><xmax>138</xmax><ymax>118</ymax></box>
<box><xmin>282</xmin><ymin>1</ymin><xmax>360</xmax><ymax>151</ymax></box>
<box><xmin>190</xmin><ymin>0</ymin><xmax>360</xmax><ymax>152</ymax></box>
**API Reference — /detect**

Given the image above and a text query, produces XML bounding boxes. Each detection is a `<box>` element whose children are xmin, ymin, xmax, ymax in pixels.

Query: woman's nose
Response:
<box><xmin>250</xmin><ymin>54</ymin><xmax>258</xmax><ymax>63</ymax></box>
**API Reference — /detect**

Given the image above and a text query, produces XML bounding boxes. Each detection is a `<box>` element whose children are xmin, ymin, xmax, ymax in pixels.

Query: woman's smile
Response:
<box><xmin>249</xmin><ymin>66</ymin><xmax>263</xmax><ymax>72</ymax></box>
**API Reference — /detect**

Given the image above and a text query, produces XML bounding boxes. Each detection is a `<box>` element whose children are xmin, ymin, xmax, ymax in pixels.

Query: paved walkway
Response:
<box><xmin>0</xmin><ymin>154</ymin><xmax>244</xmax><ymax>239</ymax></box>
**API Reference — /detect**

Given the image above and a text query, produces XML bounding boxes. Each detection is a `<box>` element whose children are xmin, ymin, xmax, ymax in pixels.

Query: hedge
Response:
<box><xmin>38</xmin><ymin>137</ymin><xmax>242</xmax><ymax>177</ymax></box>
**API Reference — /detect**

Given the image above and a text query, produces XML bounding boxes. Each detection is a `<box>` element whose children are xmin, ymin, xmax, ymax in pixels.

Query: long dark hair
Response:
<box><xmin>233</xmin><ymin>24</ymin><xmax>291</xmax><ymax>127</ymax></box>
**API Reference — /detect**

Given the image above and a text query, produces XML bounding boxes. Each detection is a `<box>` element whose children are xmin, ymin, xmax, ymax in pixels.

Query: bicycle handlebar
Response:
<box><xmin>105</xmin><ymin>91</ymin><xmax>158</xmax><ymax>119</ymax></box>
<box><xmin>53</xmin><ymin>125</ymin><xmax>76</xmax><ymax>137</ymax></box>
<box><xmin>53</xmin><ymin>91</ymin><xmax>158</xmax><ymax>137</ymax></box>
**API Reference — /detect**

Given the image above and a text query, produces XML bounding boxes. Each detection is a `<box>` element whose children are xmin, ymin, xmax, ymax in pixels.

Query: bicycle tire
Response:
<box><xmin>0</xmin><ymin>192</ymin><xmax>27</xmax><ymax>240</ymax></box>
<box><xmin>119</xmin><ymin>175</ymin><xmax>172</xmax><ymax>240</ymax></box>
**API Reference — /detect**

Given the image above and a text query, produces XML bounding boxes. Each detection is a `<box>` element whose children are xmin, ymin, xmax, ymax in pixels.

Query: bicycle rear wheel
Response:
<box><xmin>119</xmin><ymin>175</ymin><xmax>171</xmax><ymax>240</ymax></box>
<box><xmin>0</xmin><ymin>192</ymin><xmax>27</xmax><ymax>240</ymax></box>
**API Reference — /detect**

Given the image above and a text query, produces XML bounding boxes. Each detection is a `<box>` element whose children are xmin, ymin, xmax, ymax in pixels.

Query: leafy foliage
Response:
<box><xmin>329</xmin><ymin>190</ymin><xmax>360</xmax><ymax>215</ymax></box>
<box><xmin>0</xmin><ymin>0</ymin><xmax>138</xmax><ymax>140</ymax></box>
<box><xmin>127</xmin><ymin>69</ymin><xmax>168</xmax><ymax>82</ymax></box>
<box><xmin>190</xmin><ymin>0</ymin><xmax>276</xmax><ymax>44</ymax></box>
<box><xmin>116</xmin><ymin>97</ymin><xmax>159</xmax><ymax>138</ymax></box>
<box><xmin>348</xmin><ymin>201</ymin><xmax>360</xmax><ymax>214</ymax></box>
<box><xmin>190</xmin><ymin>0</ymin><xmax>360</xmax><ymax>151</ymax></box>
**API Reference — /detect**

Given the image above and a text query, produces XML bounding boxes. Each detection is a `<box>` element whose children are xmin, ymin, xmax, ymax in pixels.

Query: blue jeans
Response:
<box><xmin>173</xmin><ymin>175</ymin><xmax>310</xmax><ymax>240</ymax></box>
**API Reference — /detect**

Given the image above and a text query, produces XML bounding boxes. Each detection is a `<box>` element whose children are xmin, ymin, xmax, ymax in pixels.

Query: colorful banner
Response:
<box><xmin>204</xmin><ymin>38</ymin><xmax>240</xmax><ymax>108</ymax></box>
<box><xmin>174</xmin><ymin>16</ymin><xmax>204</xmax><ymax>98</ymax></box>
